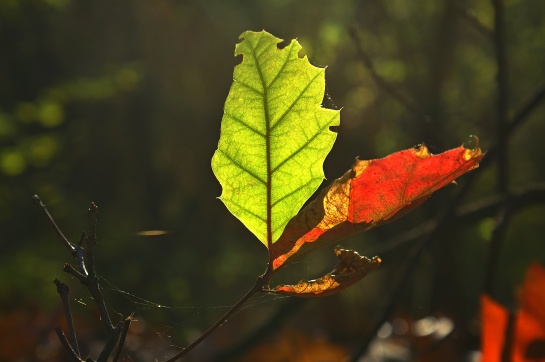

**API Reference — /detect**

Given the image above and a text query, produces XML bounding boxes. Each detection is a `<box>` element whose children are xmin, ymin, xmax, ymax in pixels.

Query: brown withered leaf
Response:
<box><xmin>267</xmin><ymin>247</ymin><xmax>381</xmax><ymax>297</ymax></box>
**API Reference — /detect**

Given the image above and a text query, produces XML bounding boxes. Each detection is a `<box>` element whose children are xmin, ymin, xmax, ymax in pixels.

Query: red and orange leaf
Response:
<box><xmin>267</xmin><ymin>247</ymin><xmax>381</xmax><ymax>297</ymax></box>
<box><xmin>520</xmin><ymin>262</ymin><xmax>545</xmax><ymax>324</ymax></box>
<box><xmin>270</xmin><ymin>142</ymin><xmax>484</xmax><ymax>269</ymax></box>
<box><xmin>515</xmin><ymin>262</ymin><xmax>545</xmax><ymax>361</ymax></box>
<box><xmin>514</xmin><ymin>310</ymin><xmax>545</xmax><ymax>361</ymax></box>
<box><xmin>481</xmin><ymin>263</ymin><xmax>545</xmax><ymax>362</ymax></box>
<box><xmin>481</xmin><ymin>294</ymin><xmax>509</xmax><ymax>362</ymax></box>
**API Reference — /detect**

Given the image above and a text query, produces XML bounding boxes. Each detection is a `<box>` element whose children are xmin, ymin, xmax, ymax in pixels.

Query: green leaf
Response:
<box><xmin>212</xmin><ymin>30</ymin><xmax>340</xmax><ymax>247</ymax></box>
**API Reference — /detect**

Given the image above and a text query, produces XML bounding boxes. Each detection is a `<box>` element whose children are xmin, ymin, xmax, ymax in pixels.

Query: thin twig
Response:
<box><xmin>210</xmin><ymin>298</ymin><xmax>307</xmax><ymax>362</ymax></box>
<box><xmin>54</xmin><ymin>279</ymin><xmax>80</xmax><ymax>358</ymax></box>
<box><xmin>32</xmin><ymin>195</ymin><xmax>76</xmax><ymax>256</ymax></box>
<box><xmin>371</xmin><ymin>182</ymin><xmax>545</xmax><ymax>256</ymax></box>
<box><xmin>484</xmin><ymin>207</ymin><xmax>511</xmax><ymax>295</ymax></box>
<box><xmin>454</xmin><ymin>0</ymin><xmax>493</xmax><ymax>37</ymax></box>
<box><xmin>348</xmin><ymin>27</ymin><xmax>422</xmax><ymax>117</ymax></box>
<box><xmin>64</xmin><ymin>263</ymin><xmax>87</xmax><ymax>283</ymax></box>
<box><xmin>76</xmin><ymin>232</ymin><xmax>89</xmax><ymax>276</ymax></box>
<box><xmin>164</xmin><ymin>276</ymin><xmax>266</xmax><ymax>362</ymax></box>
<box><xmin>509</xmin><ymin>81</ymin><xmax>545</xmax><ymax>133</ymax></box>
<box><xmin>502</xmin><ymin>311</ymin><xmax>516</xmax><ymax>362</ymax></box>
<box><xmin>86</xmin><ymin>276</ymin><xmax>114</xmax><ymax>332</ymax></box>
<box><xmin>62</xmin><ymin>263</ymin><xmax>114</xmax><ymax>332</ymax></box>
<box><xmin>55</xmin><ymin>327</ymin><xmax>83</xmax><ymax>361</ymax></box>
<box><xmin>492</xmin><ymin>0</ymin><xmax>508</xmax><ymax>193</ymax></box>
<box><xmin>86</xmin><ymin>202</ymin><xmax>99</xmax><ymax>278</ymax></box>
<box><xmin>479</xmin><ymin>81</ymin><xmax>545</xmax><ymax>170</ymax></box>
<box><xmin>113</xmin><ymin>314</ymin><xmax>133</xmax><ymax>362</ymax></box>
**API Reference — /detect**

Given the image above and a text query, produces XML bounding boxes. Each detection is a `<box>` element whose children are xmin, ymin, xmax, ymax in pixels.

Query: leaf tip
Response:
<box><xmin>463</xmin><ymin>135</ymin><xmax>484</xmax><ymax>161</ymax></box>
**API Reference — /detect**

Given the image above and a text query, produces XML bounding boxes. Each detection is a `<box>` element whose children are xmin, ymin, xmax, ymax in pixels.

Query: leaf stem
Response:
<box><xmin>164</xmin><ymin>275</ymin><xmax>266</xmax><ymax>362</ymax></box>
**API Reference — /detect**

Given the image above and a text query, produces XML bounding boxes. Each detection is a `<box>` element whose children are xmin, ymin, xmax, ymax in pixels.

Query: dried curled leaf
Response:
<box><xmin>267</xmin><ymin>247</ymin><xmax>381</xmax><ymax>297</ymax></box>
<box><xmin>270</xmin><ymin>142</ymin><xmax>484</xmax><ymax>269</ymax></box>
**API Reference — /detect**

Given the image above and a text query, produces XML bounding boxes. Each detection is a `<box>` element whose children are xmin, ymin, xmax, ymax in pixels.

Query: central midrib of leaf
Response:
<box><xmin>212</xmin><ymin>30</ymin><xmax>340</xmax><ymax>247</ymax></box>
<box><xmin>252</xmin><ymin>42</ymin><xmax>274</xmax><ymax>249</ymax></box>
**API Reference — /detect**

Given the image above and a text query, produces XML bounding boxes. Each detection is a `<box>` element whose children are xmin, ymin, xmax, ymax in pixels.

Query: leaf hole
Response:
<box><xmin>276</xmin><ymin>39</ymin><xmax>290</xmax><ymax>50</ymax></box>
<box><xmin>329</xmin><ymin>126</ymin><xmax>339</xmax><ymax>133</ymax></box>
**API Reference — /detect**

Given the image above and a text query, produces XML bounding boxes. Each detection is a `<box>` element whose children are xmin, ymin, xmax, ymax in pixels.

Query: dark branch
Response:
<box><xmin>86</xmin><ymin>276</ymin><xmax>114</xmax><ymax>333</ymax></box>
<box><xmin>164</xmin><ymin>276</ymin><xmax>265</xmax><ymax>362</ymax></box>
<box><xmin>113</xmin><ymin>314</ymin><xmax>133</xmax><ymax>362</ymax></box>
<box><xmin>64</xmin><ymin>263</ymin><xmax>87</xmax><ymax>283</ymax></box>
<box><xmin>76</xmin><ymin>232</ymin><xmax>89</xmax><ymax>276</ymax></box>
<box><xmin>371</xmin><ymin>182</ymin><xmax>545</xmax><ymax>256</ymax></box>
<box><xmin>55</xmin><ymin>327</ymin><xmax>83</xmax><ymax>362</ymax></box>
<box><xmin>492</xmin><ymin>0</ymin><xmax>509</xmax><ymax>193</ymax></box>
<box><xmin>348</xmin><ymin>27</ymin><xmax>422</xmax><ymax>117</ymax></box>
<box><xmin>54</xmin><ymin>279</ymin><xmax>80</xmax><ymax>359</ymax></box>
<box><xmin>97</xmin><ymin>321</ymin><xmax>123</xmax><ymax>362</ymax></box>
<box><xmin>85</xmin><ymin>202</ymin><xmax>99</xmax><ymax>277</ymax></box>
<box><xmin>33</xmin><ymin>195</ymin><xmax>76</xmax><ymax>256</ymax></box>
<box><xmin>509</xmin><ymin>82</ymin><xmax>545</xmax><ymax>134</ymax></box>
<box><xmin>484</xmin><ymin>207</ymin><xmax>512</xmax><ymax>295</ymax></box>
<box><xmin>454</xmin><ymin>1</ymin><xmax>493</xmax><ymax>37</ymax></box>
<box><xmin>501</xmin><ymin>311</ymin><xmax>516</xmax><ymax>362</ymax></box>
<box><xmin>210</xmin><ymin>298</ymin><xmax>307</xmax><ymax>362</ymax></box>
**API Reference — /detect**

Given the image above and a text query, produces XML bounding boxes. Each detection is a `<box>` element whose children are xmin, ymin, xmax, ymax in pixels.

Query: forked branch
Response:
<box><xmin>34</xmin><ymin>195</ymin><xmax>131</xmax><ymax>361</ymax></box>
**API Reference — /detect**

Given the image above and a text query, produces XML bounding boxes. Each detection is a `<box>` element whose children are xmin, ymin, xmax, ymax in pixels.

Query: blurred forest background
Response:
<box><xmin>1</xmin><ymin>0</ymin><xmax>545</xmax><ymax>361</ymax></box>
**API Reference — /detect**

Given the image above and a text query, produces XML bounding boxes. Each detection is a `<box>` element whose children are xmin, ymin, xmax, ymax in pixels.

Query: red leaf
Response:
<box><xmin>515</xmin><ymin>262</ymin><xmax>545</xmax><ymax>361</ymax></box>
<box><xmin>481</xmin><ymin>263</ymin><xmax>545</xmax><ymax>362</ymax></box>
<box><xmin>270</xmin><ymin>142</ymin><xmax>484</xmax><ymax>269</ymax></box>
<box><xmin>521</xmin><ymin>262</ymin><xmax>545</xmax><ymax>324</ymax></box>
<box><xmin>268</xmin><ymin>247</ymin><xmax>381</xmax><ymax>297</ymax></box>
<box><xmin>481</xmin><ymin>294</ymin><xmax>509</xmax><ymax>362</ymax></box>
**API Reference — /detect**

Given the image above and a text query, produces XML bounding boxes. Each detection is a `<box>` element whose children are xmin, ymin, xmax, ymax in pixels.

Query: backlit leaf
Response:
<box><xmin>270</xmin><ymin>143</ymin><xmax>484</xmax><ymax>269</ymax></box>
<box><xmin>211</xmin><ymin>30</ymin><xmax>340</xmax><ymax>246</ymax></box>
<box><xmin>481</xmin><ymin>263</ymin><xmax>545</xmax><ymax>362</ymax></box>
<box><xmin>268</xmin><ymin>247</ymin><xmax>381</xmax><ymax>297</ymax></box>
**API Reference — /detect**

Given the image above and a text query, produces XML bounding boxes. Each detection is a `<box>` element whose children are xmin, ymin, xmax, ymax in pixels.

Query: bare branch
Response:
<box><xmin>55</xmin><ymin>327</ymin><xmax>83</xmax><ymax>362</ymax></box>
<box><xmin>33</xmin><ymin>195</ymin><xmax>76</xmax><ymax>256</ymax></box>
<box><xmin>113</xmin><ymin>314</ymin><xmax>133</xmax><ymax>362</ymax></box>
<box><xmin>164</xmin><ymin>277</ymin><xmax>265</xmax><ymax>362</ymax></box>
<box><xmin>76</xmin><ymin>232</ymin><xmax>89</xmax><ymax>277</ymax></box>
<box><xmin>509</xmin><ymin>82</ymin><xmax>545</xmax><ymax>134</ymax></box>
<box><xmin>454</xmin><ymin>1</ymin><xmax>493</xmax><ymax>37</ymax></box>
<box><xmin>492</xmin><ymin>0</ymin><xmax>509</xmax><ymax>193</ymax></box>
<box><xmin>86</xmin><ymin>276</ymin><xmax>114</xmax><ymax>333</ymax></box>
<box><xmin>63</xmin><ymin>263</ymin><xmax>87</xmax><ymax>283</ymax></box>
<box><xmin>54</xmin><ymin>279</ymin><xmax>80</xmax><ymax>359</ymax></box>
<box><xmin>97</xmin><ymin>321</ymin><xmax>123</xmax><ymax>362</ymax></box>
<box><xmin>348</xmin><ymin>27</ymin><xmax>422</xmax><ymax>117</ymax></box>
<box><xmin>371</xmin><ymin>182</ymin><xmax>545</xmax><ymax>256</ymax></box>
<box><xmin>85</xmin><ymin>202</ymin><xmax>99</xmax><ymax>277</ymax></box>
<box><xmin>484</xmin><ymin>207</ymin><xmax>512</xmax><ymax>294</ymax></box>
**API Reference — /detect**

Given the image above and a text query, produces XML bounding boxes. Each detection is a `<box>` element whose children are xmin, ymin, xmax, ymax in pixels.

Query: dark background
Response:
<box><xmin>1</xmin><ymin>0</ymin><xmax>544</xmax><ymax>361</ymax></box>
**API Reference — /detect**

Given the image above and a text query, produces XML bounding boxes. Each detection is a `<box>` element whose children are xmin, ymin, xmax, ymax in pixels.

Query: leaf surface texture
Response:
<box><xmin>212</xmin><ymin>30</ymin><xmax>339</xmax><ymax>246</ymax></box>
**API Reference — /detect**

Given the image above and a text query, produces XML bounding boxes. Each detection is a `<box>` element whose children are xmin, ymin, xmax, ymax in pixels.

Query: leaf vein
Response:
<box><xmin>272</xmin><ymin>111</ymin><xmax>337</xmax><ymax>174</ymax></box>
<box><xmin>224</xmin><ymin>112</ymin><xmax>266</xmax><ymax>138</ymax></box>
<box><xmin>270</xmin><ymin>70</ymin><xmax>323</xmax><ymax>132</ymax></box>
<box><xmin>218</xmin><ymin>149</ymin><xmax>267</xmax><ymax>185</ymax></box>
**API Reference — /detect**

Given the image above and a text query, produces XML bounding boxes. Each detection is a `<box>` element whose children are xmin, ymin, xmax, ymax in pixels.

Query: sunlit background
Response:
<box><xmin>2</xmin><ymin>0</ymin><xmax>545</xmax><ymax>361</ymax></box>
